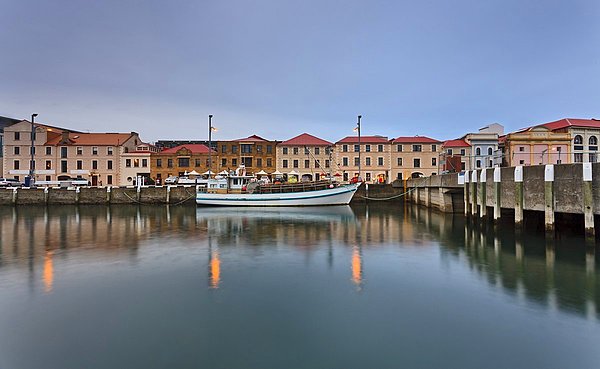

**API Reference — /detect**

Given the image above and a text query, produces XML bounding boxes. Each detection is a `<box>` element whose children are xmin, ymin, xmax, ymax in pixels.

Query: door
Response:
<box><xmin>91</xmin><ymin>175</ymin><xmax>98</xmax><ymax>186</ymax></box>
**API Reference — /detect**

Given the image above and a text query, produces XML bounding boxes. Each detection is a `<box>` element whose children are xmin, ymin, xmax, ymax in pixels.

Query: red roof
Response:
<box><xmin>160</xmin><ymin>144</ymin><xmax>215</xmax><ymax>154</ymax></box>
<box><xmin>539</xmin><ymin>118</ymin><xmax>600</xmax><ymax>131</ymax></box>
<box><xmin>234</xmin><ymin>134</ymin><xmax>270</xmax><ymax>142</ymax></box>
<box><xmin>392</xmin><ymin>136</ymin><xmax>440</xmax><ymax>144</ymax></box>
<box><xmin>443</xmin><ymin>139</ymin><xmax>470</xmax><ymax>147</ymax></box>
<box><xmin>336</xmin><ymin>136</ymin><xmax>389</xmax><ymax>144</ymax></box>
<box><xmin>280</xmin><ymin>133</ymin><xmax>332</xmax><ymax>146</ymax></box>
<box><xmin>46</xmin><ymin>132</ymin><xmax>134</xmax><ymax>146</ymax></box>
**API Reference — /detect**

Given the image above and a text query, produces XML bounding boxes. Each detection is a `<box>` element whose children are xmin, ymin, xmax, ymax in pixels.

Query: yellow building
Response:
<box><xmin>334</xmin><ymin>136</ymin><xmax>391</xmax><ymax>183</ymax></box>
<box><xmin>276</xmin><ymin>133</ymin><xmax>333</xmax><ymax>181</ymax></box>
<box><xmin>390</xmin><ymin>136</ymin><xmax>441</xmax><ymax>179</ymax></box>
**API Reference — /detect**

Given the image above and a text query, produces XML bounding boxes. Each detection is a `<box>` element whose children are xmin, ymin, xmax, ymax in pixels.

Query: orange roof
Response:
<box><xmin>160</xmin><ymin>144</ymin><xmax>215</xmax><ymax>154</ymax></box>
<box><xmin>336</xmin><ymin>136</ymin><xmax>389</xmax><ymax>144</ymax></box>
<box><xmin>443</xmin><ymin>139</ymin><xmax>470</xmax><ymax>147</ymax></box>
<box><xmin>539</xmin><ymin>118</ymin><xmax>600</xmax><ymax>131</ymax></box>
<box><xmin>46</xmin><ymin>132</ymin><xmax>134</xmax><ymax>146</ymax></box>
<box><xmin>280</xmin><ymin>133</ymin><xmax>332</xmax><ymax>146</ymax></box>
<box><xmin>234</xmin><ymin>134</ymin><xmax>270</xmax><ymax>142</ymax></box>
<box><xmin>392</xmin><ymin>136</ymin><xmax>440</xmax><ymax>144</ymax></box>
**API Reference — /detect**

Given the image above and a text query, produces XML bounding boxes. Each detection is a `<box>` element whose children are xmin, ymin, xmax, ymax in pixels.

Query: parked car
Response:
<box><xmin>164</xmin><ymin>176</ymin><xmax>179</xmax><ymax>184</ymax></box>
<box><xmin>0</xmin><ymin>178</ymin><xmax>22</xmax><ymax>187</ymax></box>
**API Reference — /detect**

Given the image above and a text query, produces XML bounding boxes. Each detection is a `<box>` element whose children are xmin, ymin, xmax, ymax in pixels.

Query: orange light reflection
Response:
<box><xmin>210</xmin><ymin>251</ymin><xmax>221</xmax><ymax>289</ymax></box>
<box><xmin>43</xmin><ymin>251</ymin><xmax>54</xmax><ymax>293</ymax></box>
<box><xmin>351</xmin><ymin>247</ymin><xmax>362</xmax><ymax>288</ymax></box>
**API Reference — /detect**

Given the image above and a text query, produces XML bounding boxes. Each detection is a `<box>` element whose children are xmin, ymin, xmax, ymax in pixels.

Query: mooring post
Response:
<box><xmin>464</xmin><ymin>171</ymin><xmax>470</xmax><ymax>216</ymax></box>
<box><xmin>471</xmin><ymin>170</ymin><xmax>478</xmax><ymax>217</ymax></box>
<box><xmin>424</xmin><ymin>186</ymin><xmax>430</xmax><ymax>207</ymax></box>
<box><xmin>44</xmin><ymin>187</ymin><xmax>49</xmax><ymax>205</ymax></box>
<box><xmin>514</xmin><ymin>166</ymin><xmax>524</xmax><ymax>227</ymax></box>
<box><xmin>106</xmin><ymin>186</ymin><xmax>111</xmax><ymax>204</ymax></box>
<box><xmin>493</xmin><ymin>167</ymin><xmax>501</xmax><ymax>221</ymax></box>
<box><xmin>479</xmin><ymin>169</ymin><xmax>487</xmax><ymax>218</ymax></box>
<box><xmin>582</xmin><ymin>163</ymin><xmax>595</xmax><ymax>241</ymax></box>
<box><xmin>166</xmin><ymin>185</ymin><xmax>171</xmax><ymax>204</ymax></box>
<box><xmin>12</xmin><ymin>188</ymin><xmax>17</xmax><ymax>205</ymax></box>
<box><xmin>75</xmin><ymin>186</ymin><xmax>80</xmax><ymax>205</ymax></box>
<box><xmin>544</xmin><ymin>165</ymin><xmax>555</xmax><ymax>234</ymax></box>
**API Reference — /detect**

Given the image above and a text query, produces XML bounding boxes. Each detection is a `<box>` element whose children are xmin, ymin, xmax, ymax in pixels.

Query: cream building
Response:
<box><xmin>120</xmin><ymin>143</ymin><xmax>160</xmax><ymax>185</ymax></box>
<box><xmin>441</xmin><ymin>139</ymin><xmax>472</xmax><ymax>172</ymax></box>
<box><xmin>334</xmin><ymin>136</ymin><xmax>391</xmax><ymax>183</ymax></box>
<box><xmin>276</xmin><ymin>133</ymin><xmax>333</xmax><ymax>181</ymax></box>
<box><xmin>390</xmin><ymin>136</ymin><xmax>441</xmax><ymax>180</ymax></box>
<box><xmin>536</xmin><ymin>118</ymin><xmax>600</xmax><ymax>163</ymax></box>
<box><xmin>3</xmin><ymin>120</ymin><xmax>141</xmax><ymax>185</ymax></box>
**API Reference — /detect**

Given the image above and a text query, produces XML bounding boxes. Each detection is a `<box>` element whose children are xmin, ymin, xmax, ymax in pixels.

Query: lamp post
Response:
<box><xmin>354</xmin><ymin>115</ymin><xmax>361</xmax><ymax>182</ymax></box>
<box><xmin>208</xmin><ymin>114</ymin><xmax>217</xmax><ymax>176</ymax></box>
<box><xmin>29</xmin><ymin>113</ymin><xmax>38</xmax><ymax>182</ymax></box>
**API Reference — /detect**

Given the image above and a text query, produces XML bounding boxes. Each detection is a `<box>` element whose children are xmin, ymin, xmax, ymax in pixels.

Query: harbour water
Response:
<box><xmin>0</xmin><ymin>204</ymin><xmax>598</xmax><ymax>369</ymax></box>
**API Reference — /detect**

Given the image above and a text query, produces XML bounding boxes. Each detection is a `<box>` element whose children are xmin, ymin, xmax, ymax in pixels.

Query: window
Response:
<box><xmin>412</xmin><ymin>145</ymin><xmax>422</xmax><ymax>152</ymax></box>
<box><xmin>92</xmin><ymin>160</ymin><xmax>98</xmax><ymax>170</ymax></box>
<box><xmin>157</xmin><ymin>159</ymin><xmax>162</xmax><ymax>167</ymax></box>
<box><xmin>488</xmin><ymin>147</ymin><xmax>493</xmax><ymax>155</ymax></box>
<box><xmin>365</xmin><ymin>145</ymin><xmax>371</xmax><ymax>152</ymax></box>
<box><xmin>590</xmin><ymin>136</ymin><xmax>598</xmax><ymax>145</ymax></box>
<box><xmin>133</xmin><ymin>159</ymin><xmax>140</xmax><ymax>167</ymax></box>
<box><xmin>365</xmin><ymin>157</ymin><xmax>371</xmax><ymax>166</ymax></box>
<box><xmin>241</xmin><ymin>144</ymin><xmax>252</xmax><ymax>153</ymax></box>
<box><xmin>107</xmin><ymin>175</ymin><xmax>113</xmax><ymax>185</ymax></box>
<box><xmin>304</xmin><ymin>160</ymin><xmax>309</xmax><ymax>168</ymax></box>
<box><xmin>61</xmin><ymin>147</ymin><xmax>67</xmax><ymax>158</ymax></box>
<box><xmin>397</xmin><ymin>158</ymin><xmax>403</xmax><ymax>166</ymax></box>
<box><xmin>519</xmin><ymin>146</ymin><xmax>525</xmax><ymax>152</ymax></box>
<box><xmin>92</xmin><ymin>147</ymin><xmax>98</xmax><ymax>155</ymax></box>
<box><xmin>414</xmin><ymin>158</ymin><xmax>421</xmax><ymax>168</ymax></box>
<box><xmin>126</xmin><ymin>159</ymin><xmax>131</xmax><ymax>167</ymax></box>
<box><xmin>574</xmin><ymin>135</ymin><xmax>583</xmax><ymax>145</ymax></box>
<box><xmin>76</xmin><ymin>160</ymin><xmax>82</xmax><ymax>170</ymax></box>
<box><xmin>267</xmin><ymin>145</ymin><xmax>272</xmax><ymax>154</ymax></box>
<box><xmin>218</xmin><ymin>145</ymin><xmax>226</xmax><ymax>153</ymax></box>
<box><xmin>378</xmin><ymin>157</ymin><xmax>384</xmax><ymax>166</ymax></box>
<box><xmin>108</xmin><ymin>160</ymin><xmax>113</xmax><ymax>170</ymax></box>
<box><xmin>314</xmin><ymin>160</ymin><xmax>319</xmax><ymax>168</ymax></box>
<box><xmin>519</xmin><ymin>160</ymin><xmax>525</xmax><ymax>165</ymax></box>
<box><xmin>366</xmin><ymin>173</ymin><xmax>371</xmax><ymax>181</ymax></box>
<box><xmin>343</xmin><ymin>173</ymin><xmax>349</xmax><ymax>182</ymax></box>
<box><xmin>232</xmin><ymin>158</ymin><xmax>237</xmax><ymax>166</ymax></box>
<box><xmin>461</xmin><ymin>162</ymin><xmax>466</xmax><ymax>170</ymax></box>
<box><xmin>77</xmin><ymin>147</ymin><xmax>83</xmax><ymax>155</ymax></box>
<box><xmin>304</xmin><ymin>147</ymin><xmax>309</xmax><ymax>155</ymax></box>
<box><xmin>178</xmin><ymin>158</ymin><xmax>189</xmax><ymax>167</ymax></box>
<box><xmin>293</xmin><ymin>160</ymin><xmax>299</xmax><ymax>168</ymax></box>
<box><xmin>354</xmin><ymin>145</ymin><xmax>360</xmax><ymax>152</ymax></box>
<box><xmin>432</xmin><ymin>158</ymin><xmax>437</xmax><ymax>166</ymax></box>
<box><xmin>256</xmin><ymin>158</ymin><xmax>262</xmax><ymax>167</ymax></box>
<box><xmin>14</xmin><ymin>147</ymin><xmax>19</xmax><ymax>155</ymax></box>
<box><xmin>293</xmin><ymin>147</ymin><xmax>299</xmax><ymax>155</ymax></box>
<box><xmin>256</xmin><ymin>145</ymin><xmax>262</xmax><ymax>153</ymax></box>
<box><xmin>590</xmin><ymin>153</ymin><xmax>597</xmax><ymax>163</ymax></box>
<box><xmin>397</xmin><ymin>144</ymin><xmax>403</xmax><ymax>152</ymax></box>
<box><xmin>107</xmin><ymin>147</ymin><xmax>113</xmax><ymax>155</ymax></box>
<box><xmin>447</xmin><ymin>149</ymin><xmax>453</xmax><ymax>155</ymax></box>
<box><xmin>167</xmin><ymin>159</ymin><xmax>173</xmax><ymax>168</ymax></box>
<box><xmin>476</xmin><ymin>159</ymin><xmax>481</xmax><ymax>168</ymax></box>
<box><xmin>30</xmin><ymin>146</ymin><xmax>35</xmax><ymax>156</ymax></box>
<box><xmin>242</xmin><ymin>157</ymin><xmax>252</xmax><ymax>167</ymax></box>
<box><xmin>14</xmin><ymin>132</ymin><xmax>20</xmax><ymax>141</ymax></box>
<box><xmin>431</xmin><ymin>144</ymin><xmax>437</xmax><ymax>152</ymax></box>
<box><xmin>342</xmin><ymin>157</ymin><xmax>348</xmax><ymax>166</ymax></box>
<box><xmin>343</xmin><ymin>145</ymin><xmax>348</xmax><ymax>152</ymax></box>
<box><xmin>266</xmin><ymin>158</ymin><xmax>272</xmax><ymax>167</ymax></box>
<box><xmin>460</xmin><ymin>149</ymin><xmax>465</xmax><ymax>156</ymax></box>
<box><xmin>195</xmin><ymin>159</ymin><xmax>201</xmax><ymax>167</ymax></box>
<box><xmin>221</xmin><ymin>158</ymin><xmax>227</xmax><ymax>167</ymax></box>
<box><xmin>354</xmin><ymin>157</ymin><xmax>360</xmax><ymax>166</ymax></box>
<box><xmin>45</xmin><ymin>160</ymin><xmax>51</xmax><ymax>170</ymax></box>
<box><xmin>46</xmin><ymin>147</ymin><xmax>52</xmax><ymax>155</ymax></box>
<box><xmin>489</xmin><ymin>160</ymin><xmax>493</xmax><ymax>167</ymax></box>
<box><xmin>315</xmin><ymin>147</ymin><xmax>320</xmax><ymax>155</ymax></box>
<box><xmin>13</xmin><ymin>160</ymin><xmax>19</xmax><ymax>169</ymax></box>
<box><xmin>283</xmin><ymin>147</ymin><xmax>288</xmax><ymax>155</ymax></box>
<box><xmin>476</xmin><ymin>147</ymin><xmax>481</xmax><ymax>156</ymax></box>
<box><xmin>378</xmin><ymin>145</ymin><xmax>383</xmax><ymax>152</ymax></box>
<box><xmin>61</xmin><ymin>160</ymin><xmax>67</xmax><ymax>172</ymax></box>
<box><xmin>283</xmin><ymin>160</ymin><xmax>288</xmax><ymax>168</ymax></box>
<box><xmin>325</xmin><ymin>160</ymin><xmax>330</xmax><ymax>168</ymax></box>
<box><xmin>231</xmin><ymin>145</ymin><xmax>238</xmax><ymax>153</ymax></box>
<box><xmin>574</xmin><ymin>153</ymin><xmax>583</xmax><ymax>163</ymax></box>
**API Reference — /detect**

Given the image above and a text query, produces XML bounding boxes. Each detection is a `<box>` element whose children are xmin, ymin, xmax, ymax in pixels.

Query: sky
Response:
<box><xmin>1</xmin><ymin>0</ymin><xmax>599</xmax><ymax>143</ymax></box>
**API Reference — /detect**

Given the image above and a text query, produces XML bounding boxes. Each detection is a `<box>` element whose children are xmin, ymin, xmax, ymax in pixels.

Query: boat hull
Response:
<box><xmin>196</xmin><ymin>184</ymin><xmax>359</xmax><ymax>206</ymax></box>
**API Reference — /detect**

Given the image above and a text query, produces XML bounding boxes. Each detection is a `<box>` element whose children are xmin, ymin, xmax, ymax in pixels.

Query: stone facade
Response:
<box><xmin>335</xmin><ymin>136</ymin><xmax>391</xmax><ymax>183</ymax></box>
<box><xmin>390</xmin><ymin>136</ymin><xmax>441</xmax><ymax>180</ymax></box>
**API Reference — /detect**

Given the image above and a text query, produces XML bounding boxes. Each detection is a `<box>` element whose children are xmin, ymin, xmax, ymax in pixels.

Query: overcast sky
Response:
<box><xmin>1</xmin><ymin>0</ymin><xmax>599</xmax><ymax>143</ymax></box>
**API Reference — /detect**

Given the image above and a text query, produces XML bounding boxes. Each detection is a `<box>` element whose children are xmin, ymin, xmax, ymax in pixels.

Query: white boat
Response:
<box><xmin>196</xmin><ymin>181</ymin><xmax>359</xmax><ymax>206</ymax></box>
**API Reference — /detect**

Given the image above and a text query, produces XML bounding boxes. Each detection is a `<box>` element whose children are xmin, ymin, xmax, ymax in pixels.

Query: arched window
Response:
<box><xmin>574</xmin><ymin>135</ymin><xmax>583</xmax><ymax>145</ymax></box>
<box><xmin>476</xmin><ymin>147</ymin><xmax>481</xmax><ymax>156</ymax></box>
<box><xmin>487</xmin><ymin>147</ymin><xmax>493</xmax><ymax>155</ymax></box>
<box><xmin>590</xmin><ymin>136</ymin><xmax>597</xmax><ymax>145</ymax></box>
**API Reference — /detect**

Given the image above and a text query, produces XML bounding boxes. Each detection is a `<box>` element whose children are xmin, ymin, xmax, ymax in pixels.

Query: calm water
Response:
<box><xmin>0</xmin><ymin>204</ymin><xmax>598</xmax><ymax>369</ymax></box>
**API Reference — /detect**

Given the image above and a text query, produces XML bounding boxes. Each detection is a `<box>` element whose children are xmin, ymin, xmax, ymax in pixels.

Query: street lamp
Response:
<box><xmin>208</xmin><ymin>114</ymin><xmax>217</xmax><ymax>176</ymax></box>
<box><xmin>29</xmin><ymin>113</ymin><xmax>38</xmax><ymax>182</ymax></box>
<box><xmin>353</xmin><ymin>115</ymin><xmax>362</xmax><ymax>182</ymax></box>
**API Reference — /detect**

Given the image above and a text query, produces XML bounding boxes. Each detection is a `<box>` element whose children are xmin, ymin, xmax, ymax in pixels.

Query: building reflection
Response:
<box><xmin>42</xmin><ymin>250</ymin><xmax>54</xmax><ymax>293</ymax></box>
<box><xmin>208</xmin><ymin>237</ymin><xmax>220</xmax><ymax>289</ymax></box>
<box><xmin>351</xmin><ymin>245</ymin><xmax>363</xmax><ymax>290</ymax></box>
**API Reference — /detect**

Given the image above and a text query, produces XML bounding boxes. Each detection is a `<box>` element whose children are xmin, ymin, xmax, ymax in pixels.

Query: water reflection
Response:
<box><xmin>0</xmin><ymin>204</ymin><xmax>597</xmax><ymax>319</ymax></box>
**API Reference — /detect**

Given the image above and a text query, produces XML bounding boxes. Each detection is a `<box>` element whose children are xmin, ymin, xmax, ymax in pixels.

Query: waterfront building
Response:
<box><xmin>390</xmin><ymin>136</ymin><xmax>441</xmax><ymax>179</ymax></box>
<box><xmin>440</xmin><ymin>139</ymin><xmax>471</xmax><ymax>172</ymax></box>
<box><xmin>0</xmin><ymin>116</ymin><xmax>21</xmax><ymax>175</ymax></box>
<box><xmin>3</xmin><ymin>120</ymin><xmax>141</xmax><ymax>185</ymax></box>
<box><xmin>276</xmin><ymin>133</ymin><xmax>333</xmax><ymax>181</ymax></box>
<box><xmin>150</xmin><ymin>144</ymin><xmax>215</xmax><ymax>184</ymax></box>
<box><xmin>335</xmin><ymin>136</ymin><xmax>391</xmax><ymax>183</ymax></box>
<box><xmin>461</xmin><ymin>123</ymin><xmax>503</xmax><ymax>169</ymax></box>
<box><xmin>500</xmin><ymin>126</ymin><xmax>570</xmax><ymax>166</ymax></box>
<box><xmin>120</xmin><ymin>143</ymin><xmax>160</xmax><ymax>185</ymax></box>
<box><xmin>215</xmin><ymin>135</ymin><xmax>277</xmax><ymax>175</ymax></box>
<box><xmin>537</xmin><ymin>118</ymin><xmax>600</xmax><ymax>163</ymax></box>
